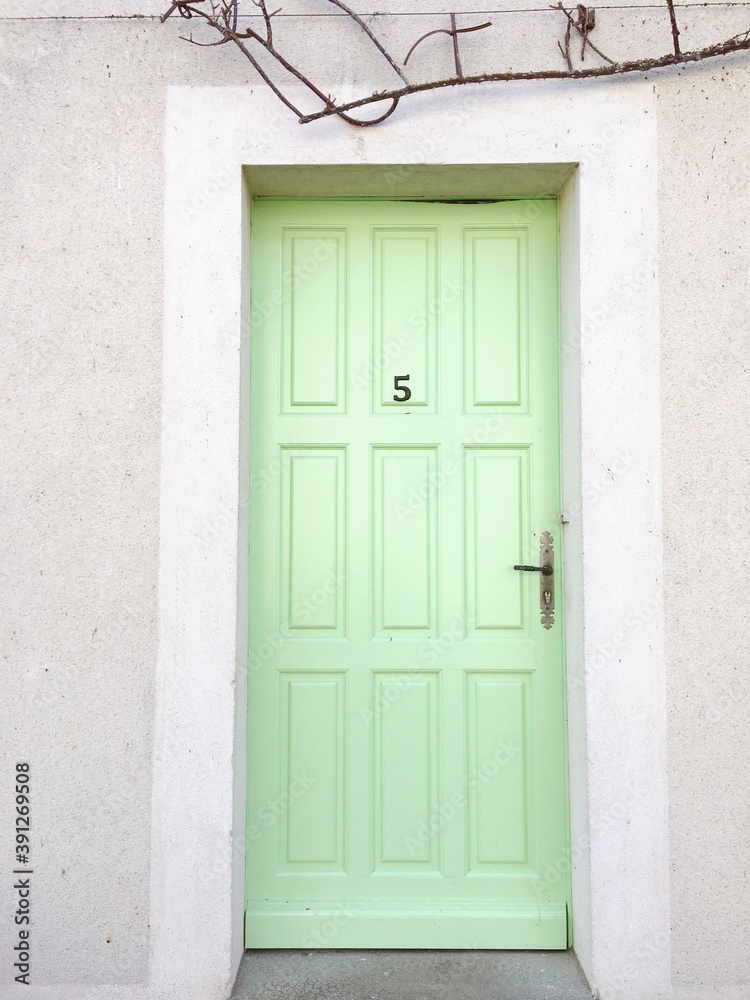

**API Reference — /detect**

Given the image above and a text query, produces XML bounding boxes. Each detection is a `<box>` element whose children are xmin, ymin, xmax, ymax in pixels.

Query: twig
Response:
<box><xmin>558</xmin><ymin>16</ymin><xmax>572</xmax><ymax>70</ymax></box>
<box><xmin>665</xmin><ymin>0</ymin><xmax>681</xmax><ymax>55</ymax></box>
<box><xmin>164</xmin><ymin>1</ymin><xmax>307</xmax><ymax>114</ymax></box>
<box><xmin>450</xmin><ymin>13</ymin><xmax>463</xmax><ymax>79</ymax></box>
<box><xmin>553</xmin><ymin>3</ymin><xmax>614</xmax><ymax>66</ymax></box>
<box><xmin>252</xmin><ymin>0</ymin><xmax>278</xmax><ymax>46</ymax></box>
<box><xmin>160</xmin><ymin>0</ymin><xmax>206</xmax><ymax>22</ymax></box>
<box><xmin>404</xmin><ymin>18</ymin><xmax>492</xmax><ymax>67</ymax></box>
<box><xmin>577</xmin><ymin>4</ymin><xmax>595</xmax><ymax>61</ymax></box>
<box><xmin>325</xmin><ymin>0</ymin><xmax>407</xmax><ymax>83</ymax></box>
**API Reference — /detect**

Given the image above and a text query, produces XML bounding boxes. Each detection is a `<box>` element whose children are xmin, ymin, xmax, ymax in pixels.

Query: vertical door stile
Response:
<box><xmin>347</xmin><ymin>216</ymin><xmax>372</xmax><ymax>881</ymax></box>
<box><xmin>436</xmin><ymin>217</ymin><xmax>467</xmax><ymax>882</ymax></box>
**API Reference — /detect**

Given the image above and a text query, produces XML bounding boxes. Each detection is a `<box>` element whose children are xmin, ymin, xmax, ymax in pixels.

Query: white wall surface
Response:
<box><xmin>657</xmin><ymin>68</ymin><xmax>750</xmax><ymax>992</ymax></box>
<box><xmin>1</xmin><ymin>3</ymin><xmax>749</xmax><ymax>997</ymax></box>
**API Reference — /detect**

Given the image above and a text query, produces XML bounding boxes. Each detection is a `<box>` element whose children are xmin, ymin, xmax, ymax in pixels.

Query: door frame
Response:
<box><xmin>153</xmin><ymin>84</ymin><xmax>669</xmax><ymax>1000</ymax></box>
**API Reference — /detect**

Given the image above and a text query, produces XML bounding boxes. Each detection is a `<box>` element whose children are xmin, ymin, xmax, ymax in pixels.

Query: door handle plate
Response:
<box><xmin>512</xmin><ymin>532</ymin><xmax>555</xmax><ymax>627</ymax></box>
<box><xmin>539</xmin><ymin>531</ymin><xmax>554</xmax><ymax>629</ymax></box>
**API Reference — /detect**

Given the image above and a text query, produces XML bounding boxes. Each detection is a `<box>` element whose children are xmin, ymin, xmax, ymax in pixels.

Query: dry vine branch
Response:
<box><xmin>553</xmin><ymin>3</ymin><xmax>614</xmax><ymax>67</ymax></box>
<box><xmin>665</xmin><ymin>0</ymin><xmax>682</xmax><ymax>55</ymax></box>
<box><xmin>161</xmin><ymin>0</ymin><xmax>404</xmax><ymax>122</ymax></box>
<box><xmin>160</xmin><ymin>0</ymin><xmax>750</xmax><ymax>125</ymax></box>
<box><xmin>404</xmin><ymin>15</ymin><xmax>492</xmax><ymax>77</ymax></box>
<box><xmin>298</xmin><ymin>35</ymin><xmax>750</xmax><ymax>123</ymax></box>
<box><xmin>325</xmin><ymin>0</ymin><xmax>407</xmax><ymax>83</ymax></box>
<box><xmin>577</xmin><ymin>5</ymin><xmax>595</xmax><ymax>61</ymax></box>
<box><xmin>253</xmin><ymin>0</ymin><xmax>279</xmax><ymax>48</ymax></box>
<box><xmin>557</xmin><ymin>12</ymin><xmax>573</xmax><ymax>70</ymax></box>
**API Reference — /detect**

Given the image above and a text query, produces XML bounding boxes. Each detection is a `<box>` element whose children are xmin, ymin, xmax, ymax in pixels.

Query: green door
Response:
<box><xmin>245</xmin><ymin>199</ymin><xmax>569</xmax><ymax>949</ymax></box>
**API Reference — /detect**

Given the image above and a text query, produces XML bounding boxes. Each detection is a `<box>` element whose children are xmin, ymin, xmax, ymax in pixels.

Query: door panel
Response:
<box><xmin>372</xmin><ymin>228</ymin><xmax>437</xmax><ymax>411</ymax></box>
<box><xmin>463</xmin><ymin>227</ymin><xmax>527</xmax><ymax>409</ymax></box>
<box><xmin>282</xmin><ymin>229</ymin><xmax>348</xmax><ymax>411</ymax></box>
<box><xmin>373</xmin><ymin>447</ymin><xmax>438</xmax><ymax>634</ymax></box>
<box><xmin>246</xmin><ymin>199</ymin><xmax>569</xmax><ymax>949</ymax></box>
<box><xmin>465</xmin><ymin>447</ymin><xmax>528</xmax><ymax>632</ymax></box>
<box><xmin>282</xmin><ymin>447</ymin><xmax>346</xmax><ymax>635</ymax></box>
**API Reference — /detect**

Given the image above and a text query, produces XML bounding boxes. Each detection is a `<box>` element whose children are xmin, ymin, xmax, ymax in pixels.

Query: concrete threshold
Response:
<box><xmin>231</xmin><ymin>950</ymin><xmax>594</xmax><ymax>999</ymax></box>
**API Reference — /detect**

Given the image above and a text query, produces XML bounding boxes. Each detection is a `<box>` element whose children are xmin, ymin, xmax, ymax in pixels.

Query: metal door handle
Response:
<box><xmin>514</xmin><ymin>563</ymin><xmax>553</xmax><ymax>576</ymax></box>
<box><xmin>513</xmin><ymin>532</ymin><xmax>555</xmax><ymax>629</ymax></box>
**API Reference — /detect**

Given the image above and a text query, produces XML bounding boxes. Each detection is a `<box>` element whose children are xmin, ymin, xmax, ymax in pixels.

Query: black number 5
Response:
<box><xmin>393</xmin><ymin>374</ymin><xmax>411</xmax><ymax>402</ymax></box>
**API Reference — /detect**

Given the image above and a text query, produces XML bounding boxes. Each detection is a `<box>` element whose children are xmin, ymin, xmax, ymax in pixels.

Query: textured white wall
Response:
<box><xmin>1</xmin><ymin>2</ymin><xmax>749</xmax><ymax>996</ymax></box>
<box><xmin>657</xmin><ymin>68</ymin><xmax>750</xmax><ymax>992</ymax></box>
<box><xmin>0</xmin><ymin>21</ymin><xmax>256</xmax><ymax>994</ymax></box>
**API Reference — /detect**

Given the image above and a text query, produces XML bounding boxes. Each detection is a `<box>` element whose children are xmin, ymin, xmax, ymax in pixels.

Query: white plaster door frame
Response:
<box><xmin>153</xmin><ymin>84</ymin><xmax>670</xmax><ymax>1000</ymax></box>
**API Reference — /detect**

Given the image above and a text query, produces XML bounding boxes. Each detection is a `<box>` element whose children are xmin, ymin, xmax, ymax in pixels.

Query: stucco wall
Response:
<box><xmin>1</xmin><ymin>2</ymin><xmax>749</xmax><ymax>995</ymax></box>
<box><xmin>0</xmin><ymin>19</ymin><xmax>255</xmax><ymax>988</ymax></box>
<box><xmin>657</xmin><ymin>68</ymin><xmax>750</xmax><ymax>990</ymax></box>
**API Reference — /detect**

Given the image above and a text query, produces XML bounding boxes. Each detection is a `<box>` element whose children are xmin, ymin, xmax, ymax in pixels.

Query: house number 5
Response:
<box><xmin>393</xmin><ymin>374</ymin><xmax>411</xmax><ymax>402</ymax></box>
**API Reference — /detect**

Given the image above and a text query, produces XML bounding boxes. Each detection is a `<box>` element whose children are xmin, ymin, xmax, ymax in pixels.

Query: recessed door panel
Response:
<box><xmin>463</xmin><ymin>229</ymin><xmax>528</xmax><ymax>410</ymax></box>
<box><xmin>465</xmin><ymin>448</ymin><xmax>528</xmax><ymax>634</ymax></box>
<box><xmin>465</xmin><ymin>672</ymin><xmax>531</xmax><ymax>871</ymax></box>
<box><xmin>279</xmin><ymin>672</ymin><xmax>346</xmax><ymax>871</ymax></box>
<box><xmin>373</xmin><ymin>447</ymin><xmax>438</xmax><ymax>635</ymax></box>
<box><xmin>373</xmin><ymin>673</ymin><xmax>439</xmax><ymax>871</ymax></box>
<box><xmin>372</xmin><ymin>229</ymin><xmax>437</xmax><ymax>412</ymax></box>
<box><xmin>282</xmin><ymin>228</ymin><xmax>347</xmax><ymax>412</ymax></box>
<box><xmin>281</xmin><ymin>447</ymin><xmax>346</xmax><ymax>636</ymax></box>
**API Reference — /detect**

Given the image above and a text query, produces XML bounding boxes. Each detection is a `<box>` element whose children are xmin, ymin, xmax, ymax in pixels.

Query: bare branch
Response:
<box><xmin>553</xmin><ymin>3</ymin><xmax>614</xmax><ymax>66</ymax></box>
<box><xmin>558</xmin><ymin>15</ymin><xmax>573</xmax><ymax>70</ymax></box>
<box><xmin>450</xmin><ymin>13</ymin><xmax>463</xmax><ymax>79</ymax></box>
<box><xmin>336</xmin><ymin>97</ymin><xmax>401</xmax><ymax>126</ymax></box>
<box><xmin>253</xmin><ymin>0</ymin><xmax>277</xmax><ymax>47</ymax></box>
<box><xmin>160</xmin><ymin>0</ymin><xmax>750</xmax><ymax>127</ymax></box>
<box><xmin>405</xmin><ymin>18</ymin><xmax>492</xmax><ymax>68</ymax></box>
<box><xmin>181</xmin><ymin>31</ymin><xmax>231</xmax><ymax>44</ymax></box>
<box><xmin>325</xmin><ymin>0</ymin><xmax>407</xmax><ymax>83</ymax></box>
<box><xmin>577</xmin><ymin>4</ymin><xmax>595</xmax><ymax>61</ymax></box>
<box><xmin>665</xmin><ymin>0</ymin><xmax>681</xmax><ymax>55</ymax></box>
<box><xmin>299</xmin><ymin>32</ymin><xmax>750</xmax><ymax>123</ymax></box>
<box><xmin>160</xmin><ymin>0</ymin><xmax>207</xmax><ymax>23</ymax></box>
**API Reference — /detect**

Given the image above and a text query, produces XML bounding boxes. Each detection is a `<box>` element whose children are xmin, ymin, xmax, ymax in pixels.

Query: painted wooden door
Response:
<box><xmin>245</xmin><ymin>199</ymin><xmax>569</xmax><ymax>949</ymax></box>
